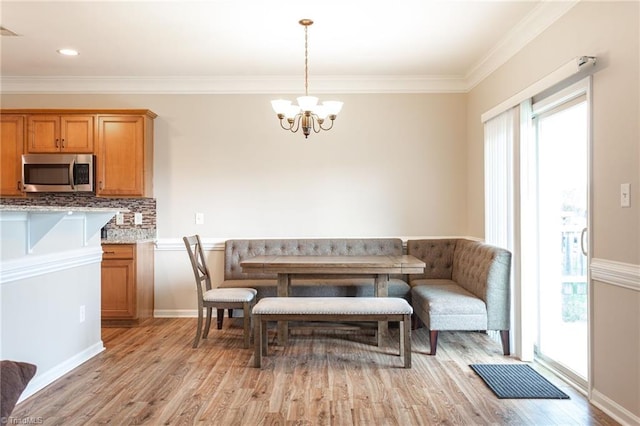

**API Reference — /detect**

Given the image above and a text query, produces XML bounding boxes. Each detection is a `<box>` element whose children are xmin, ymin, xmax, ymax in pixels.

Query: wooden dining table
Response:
<box><xmin>241</xmin><ymin>254</ymin><xmax>426</xmax><ymax>345</ymax></box>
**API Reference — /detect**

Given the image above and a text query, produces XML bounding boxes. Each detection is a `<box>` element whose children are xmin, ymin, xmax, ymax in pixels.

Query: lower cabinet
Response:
<box><xmin>101</xmin><ymin>242</ymin><xmax>154</xmax><ymax>326</ymax></box>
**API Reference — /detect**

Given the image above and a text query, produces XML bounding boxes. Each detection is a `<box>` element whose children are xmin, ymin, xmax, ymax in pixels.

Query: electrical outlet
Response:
<box><xmin>79</xmin><ymin>305</ymin><xmax>85</xmax><ymax>323</ymax></box>
<box><xmin>115</xmin><ymin>213</ymin><xmax>124</xmax><ymax>225</ymax></box>
<box><xmin>621</xmin><ymin>183</ymin><xmax>631</xmax><ymax>207</ymax></box>
<box><xmin>195</xmin><ymin>212</ymin><xmax>204</xmax><ymax>225</ymax></box>
<box><xmin>134</xmin><ymin>212</ymin><xmax>143</xmax><ymax>225</ymax></box>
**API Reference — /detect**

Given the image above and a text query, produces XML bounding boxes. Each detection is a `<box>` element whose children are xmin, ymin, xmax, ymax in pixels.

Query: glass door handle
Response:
<box><xmin>580</xmin><ymin>227</ymin><xmax>588</xmax><ymax>256</ymax></box>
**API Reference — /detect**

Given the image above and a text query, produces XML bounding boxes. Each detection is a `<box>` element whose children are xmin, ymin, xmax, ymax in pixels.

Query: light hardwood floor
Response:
<box><xmin>12</xmin><ymin>318</ymin><xmax>617</xmax><ymax>425</ymax></box>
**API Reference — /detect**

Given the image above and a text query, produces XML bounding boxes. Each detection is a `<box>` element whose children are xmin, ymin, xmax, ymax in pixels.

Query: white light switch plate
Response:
<box><xmin>134</xmin><ymin>212</ymin><xmax>143</xmax><ymax>225</ymax></box>
<box><xmin>621</xmin><ymin>183</ymin><xmax>631</xmax><ymax>207</ymax></box>
<box><xmin>195</xmin><ymin>212</ymin><xmax>204</xmax><ymax>225</ymax></box>
<box><xmin>115</xmin><ymin>213</ymin><xmax>124</xmax><ymax>225</ymax></box>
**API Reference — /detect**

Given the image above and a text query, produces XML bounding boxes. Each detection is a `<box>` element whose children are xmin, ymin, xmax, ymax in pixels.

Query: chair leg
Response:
<box><xmin>253</xmin><ymin>314</ymin><xmax>262</xmax><ymax>368</ymax></box>
<box><xmin>193</xmin><ymin>307</ymin><xmax>204</xmax><ymax>348</ymax></box>
<box><xmin>203</xmin><ymin>307</ymin><xmax>212</xmax><ymax>339</ymax></box>
<box><xmin>216</xmin><ymin>308</ymin><xmax>224</xmax><ymax>329</ymax></box>
<box><xmin>402</xmin><ymin>315</ymin><xmax>412</xmax><ymax>368</ymax></box>
<box><xmin>429</xmin><ymin>330</ymin><xmax>438</xmax><ymax>355</ymax></box>
<box><xmin>500</xmin><ymin>330</ymin><xmax>510</xmax><ymax>356</ymax></box>
<box><xmin>242</xmin><ymin>302</ymin><xmax>251</xmax><ymax>348</ymax></box>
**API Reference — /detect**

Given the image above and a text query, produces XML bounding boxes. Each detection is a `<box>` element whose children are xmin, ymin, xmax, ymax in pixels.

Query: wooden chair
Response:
<box><xmin>183</xmin><ymin>235</ymin><xmax>257</xmax><ymax>348</ymax></box>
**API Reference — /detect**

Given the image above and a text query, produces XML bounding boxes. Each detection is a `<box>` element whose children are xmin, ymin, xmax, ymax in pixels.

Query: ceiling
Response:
<box><xmin>0</xmin><ymin>1</ymin><xmax>578</xmax><ymax>93</ymax></box>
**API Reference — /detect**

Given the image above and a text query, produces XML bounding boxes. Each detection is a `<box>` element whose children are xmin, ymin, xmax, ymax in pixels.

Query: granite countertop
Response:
<box><xmin>102</xmin><ymin>238</ymin><xmax>156</xmax><ymax>245</ymax></box>
<box><xmin>0</xmin><ymin>205</ymin><xmax>129</xmax><ymax>213</ymax></box>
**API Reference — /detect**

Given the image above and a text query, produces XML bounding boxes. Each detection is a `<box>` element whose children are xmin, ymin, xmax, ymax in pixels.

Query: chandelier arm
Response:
<box><xmin>318</xmin><ymin>119</ymin><xmax>335</xmax><ymax>131</ymax></box>
<box><xmin>278</xmin><ymin>117</ymin><xmax>294</xmax><ymax>131</ymax></box>
<box><xmin>311</xmin><ymin>115</ymin><xmax>322</xmax><ymax>133</ymax></box>
<box><xmin>290</xmin><ymin>114</ymin><xmax>302</xmax><ymax>133</ymax></box>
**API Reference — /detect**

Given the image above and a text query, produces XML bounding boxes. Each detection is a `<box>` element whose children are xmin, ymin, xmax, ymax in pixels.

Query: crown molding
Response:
<box><xmin>465</xmin><ymin>0</ymin><xmax>580</xmax><ymax>90</ymax></box>
<box><xmin>0</xmin><ymin>1</ymin><xmax>578</xmax><ymax>95</ymax></box>
<box><xmin>0</xmin><ymin>75</ymin><xmax>467</xmax><ymax>94</ymax></box>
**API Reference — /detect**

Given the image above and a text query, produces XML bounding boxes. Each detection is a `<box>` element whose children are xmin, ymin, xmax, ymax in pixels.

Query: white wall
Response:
<box><xmin>466</xmin><ymin>1</ymin><xmax>640</xmax><ymax>422</ymax></box>
<box><xmin>2</xmin><ymin>93</ymin><xmax>468</xmax><ymax>238</ymax></box>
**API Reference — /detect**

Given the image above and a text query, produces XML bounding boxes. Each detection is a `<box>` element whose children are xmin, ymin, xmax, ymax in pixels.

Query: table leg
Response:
<box><xmin>277</xmin><ymin>273</ymin><xmax>290</xmax><ymax>345</ymax></box>
<box><xmin>375</xmin><ymin>274</ymin><xmax>389</xmax><ymax>347</ymax></box>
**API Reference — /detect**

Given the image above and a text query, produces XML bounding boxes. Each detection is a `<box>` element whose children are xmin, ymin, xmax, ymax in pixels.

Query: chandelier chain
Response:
<box><xmin>304</xmin><ymin>24</ymin><xmax>309</xmax><ymax>96</ymax></box>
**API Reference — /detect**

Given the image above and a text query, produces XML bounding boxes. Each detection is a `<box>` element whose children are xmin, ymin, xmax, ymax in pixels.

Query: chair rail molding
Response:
<box><xmin>590</xmin><ymin>258</ymin><xmax>640</xmax><ymax>292</ymax></box>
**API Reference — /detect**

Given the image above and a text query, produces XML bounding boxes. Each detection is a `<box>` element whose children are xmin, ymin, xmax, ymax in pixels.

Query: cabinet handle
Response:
<box><xmin>104</xmin><ymin>251</ymin><xmax>116</xmax><ymax>254</ymax></box>
<box><xmin>55</xmin><ymin>138</ymin><xmax>60</xmax><ymax>148</ymax></box>
<box><xmin>61</xmin><ymin>138</ymin><xmax>65</xmax><ymax>148</ymax></box>
<box><xmin>99</xmin><ymin>181</ymin><xmax>104</xmax><ymax>190</ymax></box>
<box><xmin>17</xmin><ymin>181</ymin><xmax>22</xmax><ymax>191</ymax></box>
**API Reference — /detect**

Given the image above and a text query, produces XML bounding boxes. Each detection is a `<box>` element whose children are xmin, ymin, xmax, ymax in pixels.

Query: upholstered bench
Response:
<box><xmin>407</xmin><ymin>239</ymin><xmax>512</xmax><ymax>355</ymax></box>
<box><xmin>252</xmin><ymin>297</ymin><xmax>413</xmax><ymax>368</ymax></box>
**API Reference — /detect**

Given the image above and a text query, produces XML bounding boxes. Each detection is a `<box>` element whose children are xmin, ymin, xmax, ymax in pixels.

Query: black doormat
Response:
<box><xmin>470</xmin><ymin>364</ymin><xmax>570</xmax><ymax>399</ymax></box>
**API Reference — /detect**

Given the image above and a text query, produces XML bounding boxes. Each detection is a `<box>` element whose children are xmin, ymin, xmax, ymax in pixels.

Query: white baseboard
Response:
<box><xmin>19</xmin><ymin>341</ymin><xmax>105</xmax><ymax>403</ymax></box>
<box><xmin>154</xmin><ymin>309</ymin><xmax>244</xmax><ymax>318</ymax></box>
<box><xmin>154</xmin><ymin>309</ymin><xmax>198</xmax><ymax>318</ymax></box>
<box><xmin>590</xmin><ymin>389</ymin><xmax>640</xmax><ymax>426</ymax></box>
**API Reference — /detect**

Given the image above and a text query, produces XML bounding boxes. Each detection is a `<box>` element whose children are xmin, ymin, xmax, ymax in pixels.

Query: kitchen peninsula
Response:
<box><xmin>0</xmin><ymin>205</ymin><xmax>121</xmax><ymax>401</ymax></box>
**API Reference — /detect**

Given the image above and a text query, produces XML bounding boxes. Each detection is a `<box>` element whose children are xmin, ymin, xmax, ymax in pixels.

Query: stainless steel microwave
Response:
<box><xmin>22</xmin><ymin>154</ymin><xmax>95</xmax><ymax>193</ymax></box>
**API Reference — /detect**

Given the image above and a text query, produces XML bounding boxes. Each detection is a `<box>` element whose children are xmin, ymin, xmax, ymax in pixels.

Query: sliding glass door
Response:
<box><xmin>532</xmin><ymin>82</ymin><xmax>589</xmax><ymax>382</ymax></box>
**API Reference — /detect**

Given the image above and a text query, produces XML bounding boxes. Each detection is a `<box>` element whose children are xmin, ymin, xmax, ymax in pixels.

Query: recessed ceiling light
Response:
<box><xmin>57</xmin><ymin>48</ymin><xmax>79</xmax><ymax>56</ymax></box>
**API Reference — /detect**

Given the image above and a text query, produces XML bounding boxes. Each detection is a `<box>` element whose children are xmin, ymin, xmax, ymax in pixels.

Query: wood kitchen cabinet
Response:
<box><xmin>0</xmin><ymin>115</ymin><xmax>25</xmax><ymax>197</ymax></box>
<box><xmin>1</xmin><ymin>108</ymin><xmax>156</xmax><ymax>198</ymax></box>
<box><xmin>27</xmin><ymin>114</ymin><xmax>95</xmax><ymax>153</ymax></box>
<box><xmin>101</xmin><ymin>242</ymin><xmax>154</xmax><ymax>327</ymax></box>
<box><xmin>96</xmin><ymin>112</ymin><xmax>155</xmax><ymax>197</ymax></box>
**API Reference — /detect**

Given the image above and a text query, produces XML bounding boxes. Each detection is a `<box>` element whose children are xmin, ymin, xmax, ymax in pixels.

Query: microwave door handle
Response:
<box><xmin>69</xmin><ymin>159</ymin><xmax>75</xmax><ymax>190</ymax></box>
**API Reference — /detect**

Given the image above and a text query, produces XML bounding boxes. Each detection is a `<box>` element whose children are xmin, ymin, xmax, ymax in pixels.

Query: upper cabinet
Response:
<box><xmin>0</xmin><ymin>109</ymin><xmax>156</xmax><ymax>198</ymax></box>
<box><xmin>27</xmin><ymin>114</ymin><xmax>95</xmax><ymax>153</ymax></box>
<box><xmin>1</xmin><ymin>115</ymin><xmax>25</xmax><ymax>197</ymax></box>
<box><xmin>96</xmin><ymin>112</ymin><xmax>155</xmax><ymax>197</ymax></box>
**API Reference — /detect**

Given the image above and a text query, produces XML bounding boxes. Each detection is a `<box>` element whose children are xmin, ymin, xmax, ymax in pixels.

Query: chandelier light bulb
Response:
<box><xmin>284</xmin><ymin>104</ymin><xmax>301</xmax><ymax>119</ymax></box>
<box><xmin>297</xmin><ymin>96</ymin><xmax>318</xmax><ymax>112</ymax></box>
<box><xmin>271</xmin><ymin>99</ymin><xmax>291</xmax><ymax>115</ymax></box>
<box><xmin>323</xmin><ymin>101</ymin><xmax>344</xmax><ymax>116</ymax></box>
<box><xmin>314</xmin><ymin>105</ymin><xmax>328</xmax><ymax>120</ymax></box>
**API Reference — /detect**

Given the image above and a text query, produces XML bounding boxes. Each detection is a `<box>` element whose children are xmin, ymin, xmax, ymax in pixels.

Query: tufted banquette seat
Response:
<box><xmin>220</xmin><ymin>238</ymin><xmax>411</xmax><ymax>300</ymax></box>
<box><xmin>407</xmin><ymin>239</ymin><xmax>512</xmax><ymax>355</ymax></box>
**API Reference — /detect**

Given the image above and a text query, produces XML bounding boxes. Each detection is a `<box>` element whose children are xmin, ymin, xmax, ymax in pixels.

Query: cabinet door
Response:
<box><xmin>101</xmin><ymin>259</ymin><xmax>136</xmax><ymax>319</ymax></box>
<box><xmin>97</xmin><ymin>116</ymin><xmax>144</xmax><ymax>196</ymax></box>
<box><xmin>0</xmin><ymin>115</ymin><xmax>25</xmax><ymax>196</ymax></box>
<box><xmin>27</xmin><ymin>115</ymin><xmax>60</xmax><ymax>153</ymax></box>
<box><xmin>60</xmin><ymin>115</ymin><xmax>94</xmax><ymax>152</ymax></box>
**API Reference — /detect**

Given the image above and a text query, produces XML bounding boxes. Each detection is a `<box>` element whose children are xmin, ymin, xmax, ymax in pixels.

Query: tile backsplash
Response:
<box><xmin>0</xmin><ymin>194</ymin><xmax>156</xmax><ymax>240</ymax></box>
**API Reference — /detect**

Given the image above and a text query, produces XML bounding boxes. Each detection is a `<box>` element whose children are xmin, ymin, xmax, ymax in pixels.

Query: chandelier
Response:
<box><xmin>271</xmin><ymin>19</ymin><xmax>343</xmax><ymax>139</ymax></box>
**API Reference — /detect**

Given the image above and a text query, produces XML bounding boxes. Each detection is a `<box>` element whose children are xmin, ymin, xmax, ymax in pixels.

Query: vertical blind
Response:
<box><xmin>484</xmin><ymin>106</ymin><xmax>517</xmax><ymax>251</ymax></box>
